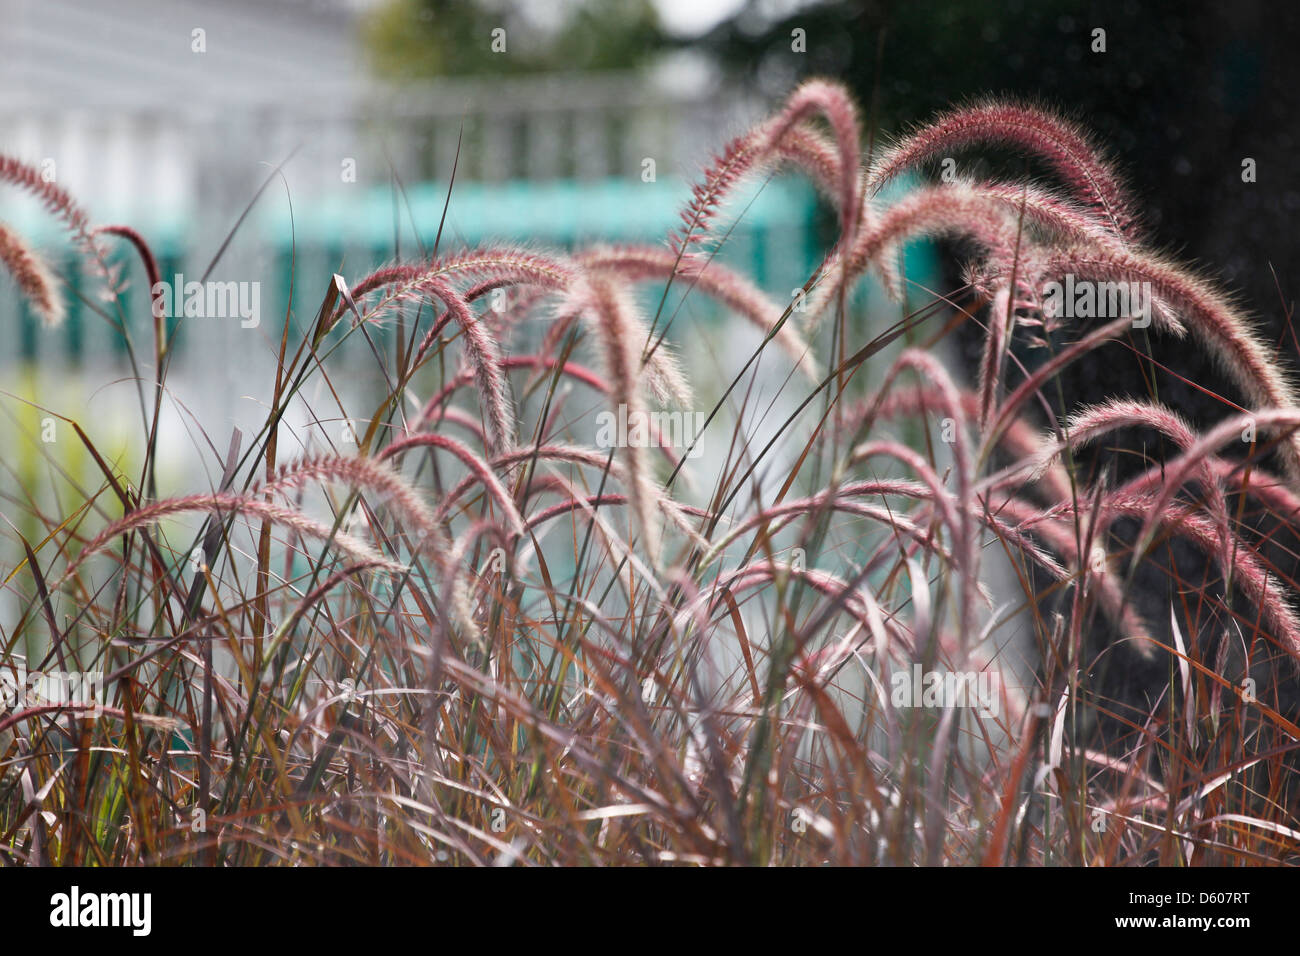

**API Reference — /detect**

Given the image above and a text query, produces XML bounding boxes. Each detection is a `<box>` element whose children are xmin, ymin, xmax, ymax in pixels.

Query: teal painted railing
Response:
<box><xmin>3</xmin><ymin>174</ymin><xmax>939</xmax><ymax>360</ymax></box>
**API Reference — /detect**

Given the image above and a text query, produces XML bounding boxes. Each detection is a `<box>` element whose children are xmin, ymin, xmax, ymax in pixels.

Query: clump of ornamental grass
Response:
<box><xmin>0</xmin><ymin>79</ymin><xmax>1297</xmax><ymax>867</ymax></box>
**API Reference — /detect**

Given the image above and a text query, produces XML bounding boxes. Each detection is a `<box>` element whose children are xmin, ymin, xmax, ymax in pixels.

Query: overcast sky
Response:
<box><xmin>653</xmin><ymin>0</ymin><xmax>748</xmax><ymax>36</ymax></box>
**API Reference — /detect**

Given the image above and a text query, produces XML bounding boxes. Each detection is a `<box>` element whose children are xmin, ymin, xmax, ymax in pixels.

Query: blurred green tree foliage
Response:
<box><xmin>364</xmin><ymin>0</ymin><xmax>666</xmax><ymax>78</ymax></box>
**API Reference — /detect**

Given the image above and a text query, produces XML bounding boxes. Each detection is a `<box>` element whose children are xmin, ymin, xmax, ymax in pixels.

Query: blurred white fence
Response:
<box><xmin>0</xmin><ymin>70</ymin><xmax>775</xmax><ymax>376</ymax></box>
<box><xmin>0</xmin><ymin>71</ymin><xmax>766</xmax><ymax>238</ymax></box>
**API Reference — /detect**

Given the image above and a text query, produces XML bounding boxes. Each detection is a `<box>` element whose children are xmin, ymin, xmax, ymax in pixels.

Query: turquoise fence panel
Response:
<box><xmin>2</xmin><ymin>174</ymin><xmax>941</xmax><ymax>361</ymax></box>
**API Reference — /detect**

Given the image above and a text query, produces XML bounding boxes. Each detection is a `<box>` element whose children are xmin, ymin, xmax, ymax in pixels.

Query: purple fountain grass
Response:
<box><xmin>697</xmin><ymin>482</ymin><xmax>953</xmax><ymax>576</ymax></box>
<box><xmin>664</xmin><ymin>80</ymin><xmax>872</xmax><ymax>334</ymax></box>
<box><xmin>440</xmin><ymin>518</ymin><xmax>516</xmax><ymax>650</ymax></box>
<box><xmin>971</xmin><ymin>180</ymin><xmax>1130</xmax><ymax>246</ymax></box>
<box><xmin>986</xmin><ymin>493</ymin><xmax>1155</xmax><ymax>656</ymax></box>
<box><xmin>411</xmin><ymin>355</ymin><xmax>686</xmax><ymax>471</ymax></box>
<box><xmin>347</xmin><ymin>245</ymin><xmax>577</xmax><ymax>310</ymax></box>
<box><xmin>412</xmin><ymin>362</ymin><xmax>534</xmax><ymax>438</ymax></box>
<box><xmin>254</xmin><ymin>454</ymin><xmax>497</xmax><ymax>644</ymax></box>
<box><xmin>0</xmin><ymin>154</ymin><xmax>123</xmax><ymax>297</ymax></box>
<box><xmin>867</xmin><ymin>347</ymin><xmax>979</xmax><ymax>645</ymax></box>
<box><xmin>273</xmin><ymin>559</ymin><xmax>398</xmax><ymax>646</ymax></box>
<box><xmin>415</xmin><ymin>405</ymin><xmax>489</xmax><ymax>446</ymax></box>
<box><xmin>982</xmin><ymin>314</ymin><xmax>1135</xmax><ymax>454</ymax></box>
<box><xmin>671</xmin><ymin>78</ymin><xmax>865</xmax><ymax>260</ymax></box>
<box><xmin>883</xmin><ymin>467</ymin><xmax>1149</xmax><ymax>655</ymax></box>
<box><xmin>0</xmin><ymin>221</ymin><xmax>65</xmax><ymax>328</ymax></box>
<box><xmin>1038</xmin><ymin>489</ymin><xmax>1300</xmax><ymax>662</ymax></box>
<box><xmin>691</xmin><ymin>560</ymin><xmax>902</xmax><ymax>659</ymax></box>
<box><xmin>756</xmin><ymin>78</ymin><xmax>863</xmax><ymax>243</ymax></box>
<box><xmin>0</xmin><ymin>155</ymin><xmax>97</xmax><ymax>250</ymax></box>
<box><xmin>343</xmin><ymin>246</ymin><xmax>591</xmax><ymax>454</ymax></box>
<box><xmin>806</xmin><ymin>184</ymin><xmax>1044</xmax><ymax>394</ymax></box>
<box><xmin>848</xmin><ymin>441</ymin><xmax>964</xmax><ymax>550</ymax></box>
<box><xmin>669</xmin><ymin>131</ymin><xmax>768</xmax><ymax>262</ymax></box>
<box><xmin>413</xmin><ymin>276</ymin><xmax>515</xmax><ymax>455</ymax></box>
<box><xmin>536</xmin><ymin>296</ymin><xmax>693</xmax><ymax>411</ymax></box>
<box><xmin>1115</xmin><ymin>408</ymin><xmax>1300</xmax><ymax>572</ymax></box>
<box><xmin>869</xmin><ymin>385</ymin><xmax>1076</xmax><ymax>505</ymax></box>
<box><xmin>379</xmin><ymin>432</ymin><xmax>526</xmax><ymax>536</ymax></box>
<box><xmin>1206</xmin><ymin>458</ymin><xmax>1300</xmax><ymax>522</ymax></box>
<box><xmin>96</xmin><ymin>223</ymin><xmax>166</xmax><ymax>356</ymax></box>
<box><xmin>1031</xmin><ymin>398</ymin><xmax>1233</xmax><ymax>560</ymax></box>
<box><xmin>1045</xmin><ymin>244</ymin><xmax>1300</xmax><ymax>478</ymax></box>
<box><xmin>562</xmin><ymin>274</ymin><xmax>663</xmax><ymax>564</ymax></box>
<box><xmin>767</xmin><ymin>123</ymin><xmax>847</xmax><ymax>203</ymax></box>
<box><xmin>260</xmin><ymin>453</ymin><xmax>446</xmax><ymax>547</ymax></box>
<box><xmin>471</xmin><ymin>442</ymin><xmax>706</xmax><ymax>548</ymax></box>
<box><xmin>58</xmin><ymin>492</ymin><xmax>403</xmax><ymax>587</ymax></box>
<box><xmin>349</xmin><ymin>245</ymin><xmax>694</xmax><ymax>416</ymax></box>
<box><xmin>94</xmin><ymin>223</ymin><xmax>161</xmax><ymax>294</ymax></box>
<box><xmin>523</xmin><ymin>490</ymin><xmax>712</xmax><ymax>537</ymax></box>
<box><xmin>841</xmin><ymin>182</ymin><xmax>1037</xmax><ymax>285</ymax></box>
<box><xmin>578</xmin><ymin>244</ymin><xmax>820</xmax><ymax>380</ymax></box>
<box><xmin>866</xmin><ymin>97</ymin><xmax>1137</xmax><ymax>240</ymax></box>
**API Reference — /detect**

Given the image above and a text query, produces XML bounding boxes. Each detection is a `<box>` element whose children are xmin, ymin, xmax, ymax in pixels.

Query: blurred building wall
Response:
<box><xmin>0</xmin><ymin>0</ymin><xmax>793</xmax><ymax>364</ymax></box>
